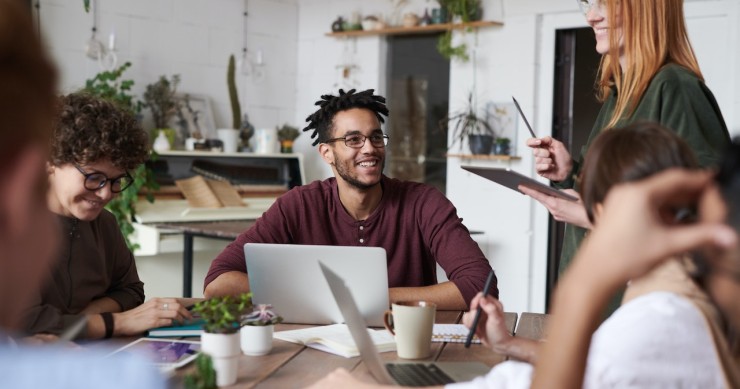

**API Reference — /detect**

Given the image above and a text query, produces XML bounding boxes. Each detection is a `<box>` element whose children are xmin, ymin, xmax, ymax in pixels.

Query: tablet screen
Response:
<box><xmin>461</xmin><ymin>166</ymin><xmax>578</xmax><ymax>202</ymax></box>
<box><xmin>108</xmin><ymin>338</ymin><xmax>201</xmax><ymax>372</ymax></box>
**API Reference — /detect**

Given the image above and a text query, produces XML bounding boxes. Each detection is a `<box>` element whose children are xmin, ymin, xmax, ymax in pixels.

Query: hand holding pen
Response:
<box><xmin>464</xmin><ymin>270</ymin><xmax>496</xmax><ymax>348</ymax></box>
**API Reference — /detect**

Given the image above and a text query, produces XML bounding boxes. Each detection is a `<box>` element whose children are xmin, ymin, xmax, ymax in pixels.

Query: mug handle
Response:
<box><xmin>383</xmin><ymin>310</ymin><xmax>395</xmax><ymax>336</ymax></box>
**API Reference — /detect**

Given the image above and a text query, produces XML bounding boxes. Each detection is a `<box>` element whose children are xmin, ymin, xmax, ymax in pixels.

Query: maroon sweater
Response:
<box><xmin>205</xmin><ymin>176</ymin><xmax>497</xmax><ymax>305</ymax></box>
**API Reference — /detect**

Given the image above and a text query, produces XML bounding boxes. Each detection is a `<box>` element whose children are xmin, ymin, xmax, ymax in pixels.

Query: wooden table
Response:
<box><xmin>169</xmin><ymin>310</ymin><xmax>525</xmax><ymax>388</ymax></box>
<box><xmin>155</xmin><ymin>221</ymin><xmax>255</xmax><ymax>297</ymax></box>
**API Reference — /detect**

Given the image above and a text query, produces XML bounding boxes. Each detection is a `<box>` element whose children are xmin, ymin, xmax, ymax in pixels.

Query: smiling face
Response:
<box><xmin>319</xmin><ymin>108</ymin><xmax>386</xmax><ymax>191</ymax></box>
<box><xmin>47</xmin><ymin>159</ymin><xmax>125</xmax><ymax>221</ymax></box>
<box><xmin>585</xmin><ymin>0</ymin><xmax>624</xmax><ymax>57</ymax></box>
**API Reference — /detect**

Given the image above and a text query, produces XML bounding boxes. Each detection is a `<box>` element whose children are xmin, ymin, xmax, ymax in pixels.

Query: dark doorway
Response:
<box><xmin>385</xmin><ymin>34</ymin><xmax>450</xmax><ymax>193</ymax></box>
<box><xmin>546</xmin><ymin>27</ymin><xmax>602</xmax><ymax>310</ymax></box>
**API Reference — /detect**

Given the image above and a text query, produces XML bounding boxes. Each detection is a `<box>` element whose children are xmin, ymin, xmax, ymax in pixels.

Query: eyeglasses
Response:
<box><xmin>74</xmin><ymin>164</ymin><xmax>133</xmax><ymax>193</ymax></box>
<box><xmin>577</xmin><ymin>0</ymin><xmax>606</xmax><ymax>15</ymax></box>
<box><xmin>324</xmin><ymin>133</ymin><xmax>390</xmax><ymax>149</ymax></box>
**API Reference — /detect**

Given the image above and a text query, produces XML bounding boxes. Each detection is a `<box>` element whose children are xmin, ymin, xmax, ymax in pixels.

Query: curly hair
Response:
<box><xmin>51</xmin><ymin>93</ymin><xmax>149</xmax><ymax>170</ymax></box>
<box><xmin>302</xmin><ymin>88</ymin><xmax>389</xmax><ymax>146</ymax></box>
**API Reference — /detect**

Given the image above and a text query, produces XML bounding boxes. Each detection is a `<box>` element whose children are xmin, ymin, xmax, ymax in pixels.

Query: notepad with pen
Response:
<box><xmin>432</xmin><ymin>324</ymin><xmax>481</xmax><ymax>344</ymax></box>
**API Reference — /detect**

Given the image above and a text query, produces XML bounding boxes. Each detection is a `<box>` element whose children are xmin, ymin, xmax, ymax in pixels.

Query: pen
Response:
<box><xmin>59</xmin><ymin>316</ymin><xmax>88</xmax><ymax>342</ymax></box>
<box><xmin>464</xmin><ymin>269</ymin><xmax>496</xmax><ymax>348</ymax></box>
<box><xmin>512</xmin><ymin>96</ymin><xmax>537</xmax><ymax>139</ymax></box>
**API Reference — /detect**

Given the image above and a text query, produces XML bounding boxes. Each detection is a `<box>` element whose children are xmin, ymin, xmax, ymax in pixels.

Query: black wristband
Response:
<box><xmin>101</xmin><ymin>312</ymin><xmax>114</xmax><ymax>339</ymax></box>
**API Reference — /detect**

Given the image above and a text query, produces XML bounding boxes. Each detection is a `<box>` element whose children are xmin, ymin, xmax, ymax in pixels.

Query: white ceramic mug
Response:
<box><xmin>217</xmin><ymin>128</ymin><xmax>240</xmax><ymax>153</ymax></box>
<box><xmin>384</xmin><ymin>301</ymin><xmax>436</xmax><ymax>359</ymax></box>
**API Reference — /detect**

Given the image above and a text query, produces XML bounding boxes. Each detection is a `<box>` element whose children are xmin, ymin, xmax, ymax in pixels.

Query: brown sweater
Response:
<box><xmin>22</xmin><ymin>211</ymin><xmax>144</xmax><ymax>335</ymax></box>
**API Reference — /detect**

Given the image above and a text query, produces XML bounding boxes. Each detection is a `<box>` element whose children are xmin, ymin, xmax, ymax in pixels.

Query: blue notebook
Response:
<box><xmin>147</xmin><ymin>319</ymin><xmax>204</xmax><ymax>338</ymax></box>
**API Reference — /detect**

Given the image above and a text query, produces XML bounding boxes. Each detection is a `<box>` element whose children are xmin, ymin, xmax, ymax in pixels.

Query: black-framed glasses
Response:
<box><xmin>577</xmin><ymin>0</ymin><xmax>606</xmax><ymax>15</ymax></box>
<box><xmin>324</xmin><ymin>133</ymin><xmax>390</xmax><ymax>149</ymax></box>
<box><xmin>74</xmin><ymin>164</ymin><xmax>133</xmax><ymax>193</ymax></box>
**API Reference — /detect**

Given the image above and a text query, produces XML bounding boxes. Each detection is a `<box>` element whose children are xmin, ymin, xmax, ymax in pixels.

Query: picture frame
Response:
<box><xmin>484</xmin><ymin>102</ymin><xmax>518</xmax><ymax>155</ymax></box>
<box><xmin>171</xmin><ymin>93</ymin><xmax>217</xmax><ymax>147</ymax></box>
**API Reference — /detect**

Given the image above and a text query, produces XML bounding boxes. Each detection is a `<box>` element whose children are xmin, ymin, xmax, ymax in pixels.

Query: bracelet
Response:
<box><xmin>100</xmin><ymin>312</ymin><xmax>114</xmax><ymax>339</ymax></box>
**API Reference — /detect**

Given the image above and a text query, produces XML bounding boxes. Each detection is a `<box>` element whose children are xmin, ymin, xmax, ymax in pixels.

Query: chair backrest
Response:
<box><xmin>514</xmin><ymin>312</ymin><xmax>550</xmax><ymax>341</ymax></box>
<box><xmin>503</xmin><ymin>312</ymin><xmax>518</xmax><ymax>336</ymax></box>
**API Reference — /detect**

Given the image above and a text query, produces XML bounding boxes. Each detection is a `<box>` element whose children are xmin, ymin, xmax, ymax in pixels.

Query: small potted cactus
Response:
<box><xmin>239</xmin><ymin>304</ymin><xmax>283</xmax><ymax>356</ymax></box>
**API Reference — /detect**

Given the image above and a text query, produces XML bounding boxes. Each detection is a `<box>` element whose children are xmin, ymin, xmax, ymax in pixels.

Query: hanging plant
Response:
<box><xmin>437</xmin><ymin>31</ymin><xmax>469</xmax><ymax>62</ymax></box>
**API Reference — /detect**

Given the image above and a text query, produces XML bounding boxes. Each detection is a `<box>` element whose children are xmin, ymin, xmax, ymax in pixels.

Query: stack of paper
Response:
<box><xmin>274</xmin><ymin>324</ymin><xmax>396</xmax><ymax>358</ymax></box>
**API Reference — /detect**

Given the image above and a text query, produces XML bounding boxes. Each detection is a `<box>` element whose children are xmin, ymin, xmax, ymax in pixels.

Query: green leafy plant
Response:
<box><xmin>143</xmin><ymin>74</ymin><xmax>180</xmax><ymax>129</ymax></box>
<box><xmin>276</xmin><ymin>124</ymin><xmax>301</xmax><ymax>142</ymax></box>
<box><xmin>441</xmin><ymin>92</ymin><xmax>494</xmax><ymax>150</ymax></box>
<box><xmin>83</xmin><ymin>62</ymin><xmax>159</xmax><ymax>251</ymax></box>
<box><xmin>437</xmin><ymin>31</ymin><xmax>469</xmax><ymax>62</ymax></box>
<box><xmin>184</xmin><ymin>354</ymin><xmax>217</xmax><ymax>389</ymax></box>
<box><xmin>495</xmin><ymin>137</ymin><xmax>510</xmax><ymax>146</ymax></box>
<box><xmin>241</xmin><ymin>304</ymin><xmax>283</xmax><ymax>326</ymax></box>
<box><xmin>191</xmin><ymin>293</ymin><xmax>253</xmax><ymax>334</ymax></box>
<box><xmin>435</xmin><ymin>0</ymin><xmax>482</xmax><ymax>61</ymax></box>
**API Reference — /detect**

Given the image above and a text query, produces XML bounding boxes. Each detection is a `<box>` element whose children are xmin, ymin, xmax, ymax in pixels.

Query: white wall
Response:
<box><xmin>38</xmin><ymin>0</ymin><xmax>299</xmax><ymax>133</ymax></box>
<box><xmin>39</xmin><ymin>0</ymin><xmax>740</xmax><ymax>309</ymax></box>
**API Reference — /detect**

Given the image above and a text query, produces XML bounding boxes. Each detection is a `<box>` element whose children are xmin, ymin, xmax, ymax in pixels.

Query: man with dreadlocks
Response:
<box><xmin>204</xmin><ymin>89</ymin><xmax>495</xmax><ymax>310</ymax></box>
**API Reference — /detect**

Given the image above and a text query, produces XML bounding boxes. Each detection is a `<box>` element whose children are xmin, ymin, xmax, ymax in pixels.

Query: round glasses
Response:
<box><xmin>324</xmin><ymin>133</ymin><xmax>390</xmax><ymax>149</ymax></box>
<box><xmin>74</xmin><ymin>164</ymin><xmax>133</xmax><ymax>193</ymax></box>
<box><xmin>577</xmin><ymin>0</ymin><xmax>606</xmax><ymax>15</ymax></box>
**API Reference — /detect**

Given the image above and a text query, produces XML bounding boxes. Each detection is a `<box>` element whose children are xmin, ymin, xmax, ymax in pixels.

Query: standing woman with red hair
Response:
<box><xmin>523</xmin><ymin>0</ymin><xmax>731</xmax><ymax>291</ymax></box>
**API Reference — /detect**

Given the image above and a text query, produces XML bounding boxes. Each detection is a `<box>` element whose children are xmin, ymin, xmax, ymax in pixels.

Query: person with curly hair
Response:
<box><xmin>22</xmin><ymin>92</ymin><xmax>192</xmax><ymax>339</ymax></box>
<box><xmin>204</xmin><ymin>89</ymin><xmax>495</xmax><ymax>310</ymax></box>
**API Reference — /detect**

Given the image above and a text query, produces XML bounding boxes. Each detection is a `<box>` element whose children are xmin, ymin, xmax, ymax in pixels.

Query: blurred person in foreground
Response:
<box><xmin>0</xmin><ymin>1</ymin><xmax>163</xmax><ymax>388</ymax></box>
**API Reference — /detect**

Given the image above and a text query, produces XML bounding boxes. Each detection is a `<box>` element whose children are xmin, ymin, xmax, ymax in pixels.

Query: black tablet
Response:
<box><xmin>461</xmin><ymin>166</ymin><xmax>578</xmax><ymax>202</ymax></box>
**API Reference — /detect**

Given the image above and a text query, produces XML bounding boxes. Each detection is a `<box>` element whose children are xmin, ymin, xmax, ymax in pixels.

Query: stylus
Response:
<box><xmin>464</xmin><ymin>269</ymin><xmax>496</xmax><ymax>348</ymax></box>
<box><xmin>512</xmin><ymin>96</ymin><xmax>537</xmax><ymax>138</ymax></box>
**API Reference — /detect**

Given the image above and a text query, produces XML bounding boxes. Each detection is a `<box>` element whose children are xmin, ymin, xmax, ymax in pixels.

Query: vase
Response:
<box><xmin>153</xmin><ymin>130</ymin><xmax>171</xmax><ymax>153</ymax></box>
<box><xmin>280</xmin><ymin>140</ymin><xmax>294</xmax><ymax>153</ymax></box>
<box><xmin>217</xmin><ymin>128</ymin><xmax>240</xmax><ymax>153</ymax></box>
<box><xmin>468</xmin><ymin>134</ymin><xmax>493</xmax><ymax>155</ymax></box>
<box><xmin>240</xmin><ymin>325</ymin><xmax>274</xmax><ymax>356</ymax></box>
<box><xmin>201</xmin><ymin>332</ymin><xmax>240</xmax><ymax>387</ymax></box>
<box><xmin>494</xmin><ymin>143</ymin><xmax>511</xmax><ymax>156</ymax></box>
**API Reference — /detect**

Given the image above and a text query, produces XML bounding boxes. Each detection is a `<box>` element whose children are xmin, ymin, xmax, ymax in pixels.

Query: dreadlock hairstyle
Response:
<box><xmin>302</xmin><ymin>88</ymin><xmax>389</xmax><ymax>146</ymax></box>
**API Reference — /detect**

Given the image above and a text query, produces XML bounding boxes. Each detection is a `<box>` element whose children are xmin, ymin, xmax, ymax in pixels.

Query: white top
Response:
<box><xmin>447</xmin><ymin>292</ymin><xmax>725</xmax><ymax>389</ymax></box>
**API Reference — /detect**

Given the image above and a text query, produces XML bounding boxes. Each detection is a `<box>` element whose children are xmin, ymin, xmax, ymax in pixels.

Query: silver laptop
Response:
<box><xmin>320</xmin><ymin>262</ymin><xmax>490</xmax><ymax>386</ymax></box>
<box><xmin>244</xmin><ymin>243</ymin><xmax>389</xmax><ymax>327</ymax></box>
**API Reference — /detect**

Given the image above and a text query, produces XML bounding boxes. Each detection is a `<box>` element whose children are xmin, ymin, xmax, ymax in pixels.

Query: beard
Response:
<box><xmin>332</xmin><ymin>151</ymin><xmax>385</xmax><ymax>191</ymax></box>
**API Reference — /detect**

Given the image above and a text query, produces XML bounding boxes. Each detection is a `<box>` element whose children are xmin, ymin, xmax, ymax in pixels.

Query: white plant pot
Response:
<box><xmin>201</xmin><ymin>332</ymin><xmax>240</xmax><ymax>387</ymax></box>
<box><xmin>240</xmin><ymin>325</ymin><xmax>274</xmax><ymax>356</ymax></box>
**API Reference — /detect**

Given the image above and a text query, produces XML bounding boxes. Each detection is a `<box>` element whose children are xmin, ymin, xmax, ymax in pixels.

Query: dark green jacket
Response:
<box><xmin>556</xmin><ymin>64</ymin><xmax>730</xmax><ymax>313</ymax></box>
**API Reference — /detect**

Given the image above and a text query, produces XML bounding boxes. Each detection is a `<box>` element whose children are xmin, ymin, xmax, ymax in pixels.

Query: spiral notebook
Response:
<box><xmin>432</xmin><ymin>324</ymin><xmax>481</xmax><ymax>344</ymax></box>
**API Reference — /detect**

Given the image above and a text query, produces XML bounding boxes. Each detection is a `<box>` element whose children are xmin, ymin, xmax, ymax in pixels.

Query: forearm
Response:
<box><xmin>492</xmin><ymin>336</ymin><xmax>542</xmax><ymax>364</ymax></box>
<box><xmin>531</xmin><ymin>249</ymin><xmax>622</xmax><ymax>388</ymax></box>
<box><xmin>81</xmin><ymin>297</ymin><xmax>123</xmax><ymax>314</ymax></box>
<box><xmin>203</xmin><ymin>271</ymin><xmax>251</xmax><ymax>298</ymax></box>
<box><xmin>389</xmin><ymin>281</ymin><xmax>466</xmax><ymax>310</ymax></box>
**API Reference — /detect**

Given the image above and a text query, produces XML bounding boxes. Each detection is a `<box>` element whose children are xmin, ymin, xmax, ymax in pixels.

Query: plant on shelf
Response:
<box><xmin>494</xmin><ymin>137</ymin><xmax>511</xmax><ymax>156</ymax></box>
<box><xmin>191</xmin><ymin>293</ymin><xmax>253</xmax><ymax>387</ymax></box>
<box><xmin>83</xmin><ymin>62</ymin><xmax>159</xmax><ymax>251</ymax></box>
<box><xmin>276</xmin><ymin>124</ymin><xmax>300</xmax><ymax>153</ymax></box>
<box><xmin>435</xmin><ymin>0</ymin><xmax>482</xmax><ymax>61</ymax></box>
<box><xmin>143</xmin><ymin>74</ymin><xmax>180</xmax><ymax>151</ymax></box>
<box><xmin>441</xmin><ymin>92</ymin><xmax>494</xmax><ymax>155</ymax></box>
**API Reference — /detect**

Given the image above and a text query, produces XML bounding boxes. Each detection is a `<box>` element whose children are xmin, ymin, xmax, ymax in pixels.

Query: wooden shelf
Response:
<box><xmin>326</xmin><ymin>20</ymin><xmax>502</xmax><ymax>37</ymax></box>
<box><xmin>446</xmin><ymin>154</ymin><xmax>522</xmax><ymax>161</ymax></box>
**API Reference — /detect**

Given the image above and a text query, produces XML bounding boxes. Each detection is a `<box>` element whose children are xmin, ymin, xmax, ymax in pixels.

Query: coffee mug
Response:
<box><xmin>383</xmin><ymin>301</ymin><xmax>436</xmax><ymax>359</ymax></box>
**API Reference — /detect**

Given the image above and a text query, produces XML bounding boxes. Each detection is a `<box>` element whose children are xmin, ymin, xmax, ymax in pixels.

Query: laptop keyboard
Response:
<box><xmin>386</xmin><ymin>363</ymin><xmax>455</xmax><ymax>386</ymax></box>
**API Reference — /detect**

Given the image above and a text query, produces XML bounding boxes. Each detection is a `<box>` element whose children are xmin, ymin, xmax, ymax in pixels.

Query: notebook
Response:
<box><xmin>274</xmin><ymin>323</ymin><xmax>396</xmax><ymax>358</ymax></box>
<box><xmin>320</xmin><ymin>262</ymin><xmax>491</xmax><ymax>386</ymax></box>
<box><xmin>147</xmin><ymin>319</ymin><xmax>205</xmax><ymax>338</ymax></box>
<box><xmin>244</xmin><ymin>243</ymin><xmax>389</xmax><ymax>327</ymax></box>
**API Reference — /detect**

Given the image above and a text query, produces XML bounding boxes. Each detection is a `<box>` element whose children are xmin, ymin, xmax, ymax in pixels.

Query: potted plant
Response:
<box><xmin>190</xmin><ymin>293</ymin><xmax>252</xmax><ymax>387</ymax></box>
<box><xmin>442</xmin><ymin>92</ymin><xmax>495</xmax><ymax>155</ymax></box>
<box><xmin>83</xmin><ymin>61</ymin><xmax>159</xmax><ymax>251</ymax></box>
<box><xmin>276</xmin><ymin>124</ymin><xmax>300</xmax><ymax>153</ymax></box>
<box><xmin>494</xmin><ymin>137</ymin><xmax>511</xmax><ymax>156</ymax></box>
<box><xmin>184</xmin><ymin>354</ymin><xmax>217</xmax><ymax>389</ymax></box>
<box><xmin>240</xmin><ymin>304</ymin><xmax>283</xmax><ymax>356</ymax></box>
<box><xmin>217</xmin><ymin>54</ymin><xmax>242</xmax><ymax>153</ymax></box>
<box><xmin>435</xmin><ymin>0</ymin><xmax>482</xmax><ymax>61</ymax></box>
<box><xmin>143</xmin><ymin>74</ymin><xmax>180</xmax><ymax>150</ymax></box>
